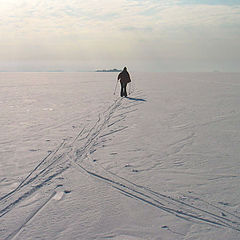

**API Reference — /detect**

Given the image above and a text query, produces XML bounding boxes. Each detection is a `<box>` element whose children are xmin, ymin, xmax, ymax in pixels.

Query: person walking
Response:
<box><xmin>117</xmin><ymin>67</ymin><xmax>131</xmax><ymax>97</ymax></box>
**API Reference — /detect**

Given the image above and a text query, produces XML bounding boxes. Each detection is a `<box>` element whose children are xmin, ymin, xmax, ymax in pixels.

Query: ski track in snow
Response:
<box><xmin>1</xmin><ymin>87</ymin><xmax>240</xmax><ymax>239</ymax></box>
<box><xmin>4</xmin><ymin>192</ymin><xmax>57</xmax><ymax>240</ymax></box>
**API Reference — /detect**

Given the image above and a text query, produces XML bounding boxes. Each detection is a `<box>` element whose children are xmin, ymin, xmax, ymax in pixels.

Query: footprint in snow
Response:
<box><xmin>218</xmin><ymin>201</ymin><xmax>230</xmax><ymax>206</ymax></box>
<box><xmin>124</xmin><ymin>164</ymin><xmax>132</xmax><ymax>167</ymax></box>
<box><xmin>56</xmin><ymin>177</ymin><xmax>64</xmax><ymax>180</ymax></box>
<box><xmin>53</xmin><ymin>192</ymin><xmax>65</xmax><ymax>201</ymax></box>
<box><xmin>110</xmin><ymin>152</ymin><xmax>118</xmax><ymax>155</ymax></box>
<box><xmin>161</xmin><ymin>226</ymin><xmax>168</xmax><ymax>229</ymax></box>
<box><xmin>64</xmin><ymin>190</ymin><xmax>71</xmax><ymax>194</ymax></box>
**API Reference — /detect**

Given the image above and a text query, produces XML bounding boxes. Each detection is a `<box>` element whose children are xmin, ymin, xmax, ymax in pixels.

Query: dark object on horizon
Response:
<box><xmin>117</xmin><ymin>67</ymin><xmax>131</xmax><ymax>97</ymax></box>
<box><xmin>96</xmin><ymin>69</ymin><xmax>121</xmax><ymax>72</ymax></box>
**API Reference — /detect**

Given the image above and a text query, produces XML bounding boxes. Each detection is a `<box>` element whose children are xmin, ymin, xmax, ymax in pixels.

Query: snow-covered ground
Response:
<box><xmin>0</xmin><ymin>72</ymin><xmax>240</xmax><ymax>240</ymax></box>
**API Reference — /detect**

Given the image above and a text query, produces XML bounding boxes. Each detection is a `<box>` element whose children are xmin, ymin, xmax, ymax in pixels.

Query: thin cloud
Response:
<box><xmin>0</xmin><ymin>0</ymin><xmax>239</xmax><ymax>71</ymax></box>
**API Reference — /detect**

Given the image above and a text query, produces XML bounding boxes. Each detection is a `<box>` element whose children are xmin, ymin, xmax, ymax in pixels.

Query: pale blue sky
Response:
<box><xmin>0</xmin><ymin>0</ymin><xmax>239</xmax><ymax>72</ymax></box>
<box><xmin>180</xmin><ymin>0</ymin><xmax>239</xmax><ymax>6</ymax></box>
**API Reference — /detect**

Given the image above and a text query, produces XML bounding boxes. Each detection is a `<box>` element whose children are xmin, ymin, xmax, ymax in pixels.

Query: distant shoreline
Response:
<box><xmin>0</xmin><ymin>70</ymin><xmax>122</xmax><ymax>73</ymax></box>
<box><xmin>95</xmin><ymin>69</ymin><xmax>121</xmax><ymax>72</ymax></box>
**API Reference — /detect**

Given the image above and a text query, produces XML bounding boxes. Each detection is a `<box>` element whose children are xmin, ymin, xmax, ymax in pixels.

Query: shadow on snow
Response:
<box><xmin>125</xmin><ymin>97</ymin><xmax>146</xmax><ymax>102</ymax></box>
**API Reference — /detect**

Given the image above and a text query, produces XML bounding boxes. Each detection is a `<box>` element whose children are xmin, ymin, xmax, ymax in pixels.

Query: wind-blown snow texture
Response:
<box><xmin>0</xmin><ymin>72</ymin><xmax>240</xmax><ymax>240</ymax></box>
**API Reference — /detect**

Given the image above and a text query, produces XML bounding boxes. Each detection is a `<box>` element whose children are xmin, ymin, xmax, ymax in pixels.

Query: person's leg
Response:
<box><xmin>120</xmin><ymin>82</ymin><xmax>124</xmax><ymax>97</ymax></box>
<box><xmin>124</xmin><ymin>83</ymin><xmax>127</xmax><ymax>97</ymax></box>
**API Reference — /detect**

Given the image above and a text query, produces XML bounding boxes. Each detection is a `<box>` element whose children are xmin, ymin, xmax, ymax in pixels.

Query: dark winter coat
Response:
<box><xmin>118</xmin><ymin>69</ymin><xmax>131</xmax><ymax>84</ymax></box>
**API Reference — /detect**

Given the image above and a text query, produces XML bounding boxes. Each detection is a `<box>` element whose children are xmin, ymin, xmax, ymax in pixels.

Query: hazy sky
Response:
<box><xmin>0</xmin><ymin>0</ymin><xmax>239</xmax><ymax>72</ymax></box>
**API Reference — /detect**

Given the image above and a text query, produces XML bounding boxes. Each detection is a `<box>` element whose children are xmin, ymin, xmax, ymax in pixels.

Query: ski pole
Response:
<box><xmin>113</xmin><ymin>79</ymin><xmax>118</xmax><ymax>95</ymax></box>
<box><xmin>129</xmin><ymin>82</ymin><xmax>131</xmax><ymax>95</ymax></box>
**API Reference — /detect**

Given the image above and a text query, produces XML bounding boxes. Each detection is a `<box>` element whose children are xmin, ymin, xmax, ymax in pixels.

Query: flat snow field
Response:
<box><xmin>0</xmin><ymin>72</ymin><xmax>240</xmax><ymax>240</ymax></box>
